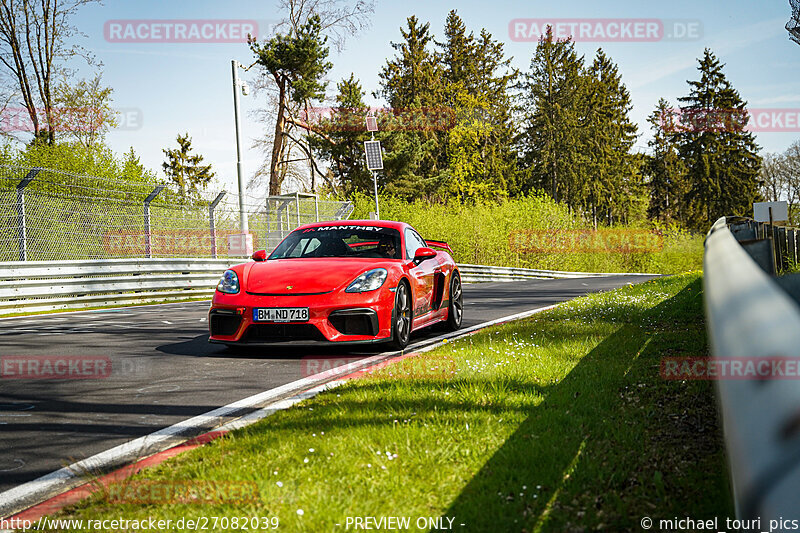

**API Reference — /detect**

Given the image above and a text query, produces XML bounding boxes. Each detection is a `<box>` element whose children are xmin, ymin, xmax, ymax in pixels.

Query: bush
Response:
<box><xmin>350</xmin><ymin>192</ymin><xmax>703</xmax><ymax>274</ymax></box>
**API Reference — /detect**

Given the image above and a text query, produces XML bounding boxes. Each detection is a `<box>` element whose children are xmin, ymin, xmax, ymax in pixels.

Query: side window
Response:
<box><xmin>404</xmin><ymin>229</ymin><xmax>426</xmax><ymax>260</ymax></box>
<box><xmin>287</xmin><ymin>238</ymin><xmax>319</xmax><ymax>258</ymax></box>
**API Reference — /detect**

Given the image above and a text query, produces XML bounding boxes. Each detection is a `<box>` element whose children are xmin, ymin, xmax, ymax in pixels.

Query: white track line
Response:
<box><xmin>0</xmin><ymin>303</ymin><xmax>558</xmax><ymax>519</ymax></box>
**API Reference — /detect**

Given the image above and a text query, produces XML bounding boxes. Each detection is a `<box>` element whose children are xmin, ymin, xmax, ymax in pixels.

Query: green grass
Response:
<box><xmin>50</xmin><ymin>273</ymin><xmax>731</xmax><ymax>532</ymax></box>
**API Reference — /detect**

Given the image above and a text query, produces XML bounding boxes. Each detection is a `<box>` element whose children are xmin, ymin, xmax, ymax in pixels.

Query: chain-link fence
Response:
<box><xmin>0</xmin><ymin>166</ymin><xmax>353</xmax><ymax>261</ymax></box>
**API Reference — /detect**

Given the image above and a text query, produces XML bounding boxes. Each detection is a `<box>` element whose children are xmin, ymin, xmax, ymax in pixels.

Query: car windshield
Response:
<box><xmin>268</xmin><ymin>226</ymin><xmax>403</xmax><ymax>260</ymax></box>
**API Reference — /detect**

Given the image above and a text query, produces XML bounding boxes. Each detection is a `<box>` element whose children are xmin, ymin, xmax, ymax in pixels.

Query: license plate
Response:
<box><xmin>253</xmin><ymin>307</ymin><xmax>309</xmax><ymax>322</ymax></box>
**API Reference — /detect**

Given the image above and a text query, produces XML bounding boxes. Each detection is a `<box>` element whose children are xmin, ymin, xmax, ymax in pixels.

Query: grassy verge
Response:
<box><xmin>51</xmin><ymin>273</ymin><xmax>731</xmax><ymax>531</ymax></box>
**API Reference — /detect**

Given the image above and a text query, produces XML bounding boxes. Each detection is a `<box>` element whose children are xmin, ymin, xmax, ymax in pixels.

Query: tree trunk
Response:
<box><xmin>270</xmin><ymin>77</ymin><xmax>287</xmax><ymax>195</ymax></box>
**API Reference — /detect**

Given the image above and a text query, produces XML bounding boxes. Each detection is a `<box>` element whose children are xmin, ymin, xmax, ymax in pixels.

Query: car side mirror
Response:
<box><xmin>251</xmin><ymin>250</ymin><xmax>267</xmax><ymax>262</ymax></box>
<box><xmin>413</xmin><ymin>247</ymin><xmax>437</xmax><ymax>263</ymax></box>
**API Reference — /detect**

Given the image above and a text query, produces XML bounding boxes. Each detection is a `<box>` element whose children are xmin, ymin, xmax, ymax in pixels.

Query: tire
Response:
<box><xmin>444</xmin><ymin>271</ymin><xmax>463</xmax><ymax>331</ymax></box>
<box><xmin>388</xmin><ymin>281</ymin><xmax>412</xmax><ymax>350</ymax></box>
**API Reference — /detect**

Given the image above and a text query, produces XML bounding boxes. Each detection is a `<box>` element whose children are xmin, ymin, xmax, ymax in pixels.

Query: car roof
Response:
<box><xmin>295</xmin><ymin>220</ymin><xmax>410</xmax><ymax>232</ymax></box>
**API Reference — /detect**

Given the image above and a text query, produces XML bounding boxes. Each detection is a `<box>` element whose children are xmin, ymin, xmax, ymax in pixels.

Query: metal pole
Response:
<box><xmin>232</xmin><ymin>60</ymin><xmax>249</xmax><ymax>235</ymax></box>
<box><xmin>314</xmin><ymin>195</ymin><xmax>319</xmax><ymax>222</ymax></box>
<box><xmin>769</xmin><ymin>207</ymin><xmax>776</xmax><ymax>274</ymax></box>
<box><xmin>295</xmin><ymin>192</ymin><xmax>301</xmax><ymax>227</ymax></box>
<box><xmin>144</xmin><ymin>185</ymin><xmax>165</xmax><ymax>259</ymax></box>
<box><xmin>371</xmin><ymin>170</ymin><xmax>380</xmax><ymax>219</ymax></box>
<box><xmin>16</xmin><ymin>168</ymin><xmax>40</xmax><ymax>261</ymax></box>
<box><xmin>16</xmin><ymin>188</ymin><xmax>25</xmax><ymax>261</ymax></box>
<box><xmin>369</xmin><ymin>129</ymin><xmax>380</xmax><ymax>220</ymax></box>
<box><xmin>209</xmin><ymin>191</ymin><xmax>226</xmax><ymax>259</ymax></box>
<box><xmin>266</xmin><ymin>199</ymin><xmax>271</xmax><ymax>250</ymax></box>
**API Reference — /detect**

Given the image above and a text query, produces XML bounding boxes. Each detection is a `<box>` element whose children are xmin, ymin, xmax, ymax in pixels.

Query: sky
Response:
<box><xmin>39</xmin><ymin>0</ymin><xmax>800</xmax><ymax>196</ymax></box>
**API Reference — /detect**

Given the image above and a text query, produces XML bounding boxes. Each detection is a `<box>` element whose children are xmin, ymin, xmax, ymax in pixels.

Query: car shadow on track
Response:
<box><xmin>155</xmin><ymin>330</ymin><xmax>441</xmax><ymax>359</ymax></box>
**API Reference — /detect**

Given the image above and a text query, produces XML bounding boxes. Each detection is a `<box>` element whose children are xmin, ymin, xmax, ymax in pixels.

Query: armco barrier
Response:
<box><xmin>704</xmin><ymin>216</ymin><xmax>800</xmax><ymax>520</ymax></box>
<box><xmin>0</xmin><ymin>259</ymin><xmax>650</xmax><ymax>316</ymax></box>
<box><xmin>0</xmin><ymin>258</ymin><xmax>231</xmax><ymax>314</ymax></box>
<box><xmin>457</xmin><ymin>263</ymin><xmax>652</xmax><ymax>282</ymax></box>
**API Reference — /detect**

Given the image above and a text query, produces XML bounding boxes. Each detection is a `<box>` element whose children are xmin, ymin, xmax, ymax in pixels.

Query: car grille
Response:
<box><xmin>329</xmin><ymin>313</ymin><xmax>377</xmax><ymax>336</ymax></box>
<box><xmin>209</xmin><ymin>312</ymin><xmax>242</xmax><ymax>336</ymax></box>
<box><xmin>243</xmin><ymin>323</ymin><xmax>327</xmax><ymax>343</ymax></box>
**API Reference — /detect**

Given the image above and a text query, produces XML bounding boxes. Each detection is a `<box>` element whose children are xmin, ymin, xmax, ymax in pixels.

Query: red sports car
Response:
<box><xmin>208</xmin><ymin>220</ymin><xmax>463</xmax><ymax>349</ymax></box>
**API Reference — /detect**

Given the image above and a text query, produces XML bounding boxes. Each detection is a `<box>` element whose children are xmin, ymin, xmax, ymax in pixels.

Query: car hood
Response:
<box><xmin>243</xmin><ymin>259</ymin><xmax>393</xmax><ymax>294</ymax></box>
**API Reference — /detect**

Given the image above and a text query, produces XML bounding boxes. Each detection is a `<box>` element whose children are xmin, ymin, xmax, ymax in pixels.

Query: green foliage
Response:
<box><xmin>162</xmin><ymin>133</ymin><xmax>215</xmax><ymax>202</ymax></box>
<box><xmin>673</xmin><ymin>49</ymin><xmax>762</xmax><ymax>230</ymax></box>
<box><xmin>517</xmin><ymin>28</ymin><xmax>586</xmax><ymax>204</ymax></box>
<box><xmin>378</xmin><ymin>16</ymin><xmax>441</xmax><ymax>109</ymax></box>
<box><xmin>0</xmin><ymin>140</ymin><xmax>157</xmax><ymax>184</ymax></box>
<box><xmin>645</xmin><ymin>98</ymin><xmax>689</xmax><ymax>224</ymax></box>
<box><xmin>250</xmin><ymin>14</ymin><xmax>332</xmax><ymax>104</ymax></box>
<box><xmin>52</xmin><ymin>73</ymin><xmax>118</xmax><ymax>148</ymax></box>
<box><xmin>349</xmin><ymin>193</ymin><xmax>702</xmax><ymax>274</ymax></box>
<box><xmin>374</xmin><ymin>11</ymin><xmax>517</xmax><ymax>202</ymax></box>
<box><xmin>249</xmin><ymin>14</ymin><xmax>333</xmax><ymax>194</ymax></box>
<box><xmin>582</xmin><ymin>49</ymin><xmax>642</xmax><ymax>225</ymax></box>
<box><xmin>517</xmin><ymin>31</ymin><xmax>643</xmax><ymax>224</ymax></box>
<box><xmin>309</xmin><ymin>74</ymin><xmax>372</xmax><ymax>196</ymax></box>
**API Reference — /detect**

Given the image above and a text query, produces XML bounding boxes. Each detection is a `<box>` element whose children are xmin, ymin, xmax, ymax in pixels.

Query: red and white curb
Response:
<box><xmin>0</xmin><ymin>304</ymin><xmax>558</xmax><ymax>523</ymax></box>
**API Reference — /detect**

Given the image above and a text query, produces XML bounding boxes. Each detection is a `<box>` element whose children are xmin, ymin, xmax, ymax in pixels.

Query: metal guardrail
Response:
<box><xmin>704</xmin><ymin>216</ymin><xmax>800</xmax><ymax>520</ymax></box>
<box><xmin>457</xmin><ymin>263</ymin><xmax>653</xmax><ymax>282</ymax></box>
<box><xmin>0</xmin><ymin>258</ymin><xmax>231</xmax><ymax>314</ymax></box>
<box><xmin>0</xmin><ymin>259</ymin><xmax>651</xmax><ymax>316</ymax></box>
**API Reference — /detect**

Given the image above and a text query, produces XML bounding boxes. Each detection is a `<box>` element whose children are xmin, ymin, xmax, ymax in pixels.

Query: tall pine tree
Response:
<box><xmin>674</xmin><ymin>49</ymin><xmax>761</xmax><ymax>230</ymax></box>
<box><xmin>583</xmin><ymin>49</ymin><xmax>641</xmax><ymax>225</ymax></box>
<box><xmin>645</xmin><ymin>98</ymin><xmax>688</xmax><ymax>224</ymax></box>
<box><xmin>162</xmin><ymin>133</ymin><xmax>215</xmax><ymax>202</ymax></box>
<box><xmin>437</xmin><ymin>11</ymin><xmax>517</xmax><ymax>201</ymax></box>
<box><xmin>309</xmin><ymin>74</ymin><xmax>372</xmax><ymax>195</ymax></box>
<box><xmin>377</xmin><ymin>16</ymin><xmax>446</xmax><ymax>198</ymax></box>
<box><xmin>517</xmin><ymin>27</ymin><xmax>587</xmax><ymax>205</ymax></box>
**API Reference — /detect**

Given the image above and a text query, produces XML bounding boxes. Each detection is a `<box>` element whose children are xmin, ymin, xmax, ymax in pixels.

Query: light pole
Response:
<box><xmin>364</xmin><ymin>116</ymin><xmax>381</xmax><ymax>219</ymax></box>
<box><xmin>231</xmin><ymin>60</ymin><xmax>249</xmax><ymax>234</ymax></box>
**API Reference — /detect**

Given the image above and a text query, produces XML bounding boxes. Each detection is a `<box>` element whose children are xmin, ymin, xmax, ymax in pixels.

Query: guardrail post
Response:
<box><xmin>16</xmin><ymin>168</ymin><xmax>41</xmax><ymax>261</ymax></box>
<box><xmin>143</xmin><ymin>185</ymin><xmax>165</xmax><ymax>259</ymax></box>
<box><xmin>208</xmin><ymin>191</ymin><xmax>226</xmax><ymax>258</ymax></box>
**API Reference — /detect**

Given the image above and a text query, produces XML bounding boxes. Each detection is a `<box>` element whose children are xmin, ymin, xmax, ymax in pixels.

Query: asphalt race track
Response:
<box><xmin>0</xmin><ymin>275</ymin><xmax>656</xmax><ymax>494</ymax></box>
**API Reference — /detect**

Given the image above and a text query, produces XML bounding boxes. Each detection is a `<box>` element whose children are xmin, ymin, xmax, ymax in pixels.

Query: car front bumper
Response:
<box><xmin>208</xmin><ymin>288</ymin><xmax>395</xmax><ymax>345</ymax></box>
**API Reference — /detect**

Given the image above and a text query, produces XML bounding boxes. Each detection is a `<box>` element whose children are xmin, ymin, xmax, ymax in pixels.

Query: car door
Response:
<box><xmin>404</xmin><ymin>228</ymin><xmax>436</xmax><ymax>322</ymax></box>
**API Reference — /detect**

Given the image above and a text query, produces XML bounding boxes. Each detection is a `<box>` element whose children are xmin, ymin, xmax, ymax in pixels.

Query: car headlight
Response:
<box><xmin>217</xmin><ymin>270</ymin><xmax>240</xmax><ymax>294</ymax></box>
<box><xmin>345</xmin><ymin>268</ymin><xmax>388</xmax><ymax>293</ymax></box>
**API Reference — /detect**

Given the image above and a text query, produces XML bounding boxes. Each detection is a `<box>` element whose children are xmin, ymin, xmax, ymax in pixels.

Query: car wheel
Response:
<box><xmin>444</xmin><ymin>271</ymin><xmax>463</xmax><ymax>331</ymax></box>
<box><xmin>389</xmin><ymin>281</ymin><xmax>412</xmax><ymax>350</ymax></box>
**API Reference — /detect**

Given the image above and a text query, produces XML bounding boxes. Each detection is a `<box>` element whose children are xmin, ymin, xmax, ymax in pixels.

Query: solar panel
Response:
<box><xmin>364</xmin><ymin>140</ymin><xmax>383</xmax><ymax>170</ymax></box>
<box><xmin>366</xmin><ymin>116</ymin><xmax>378</xmax><ymax>132</ymax></box>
